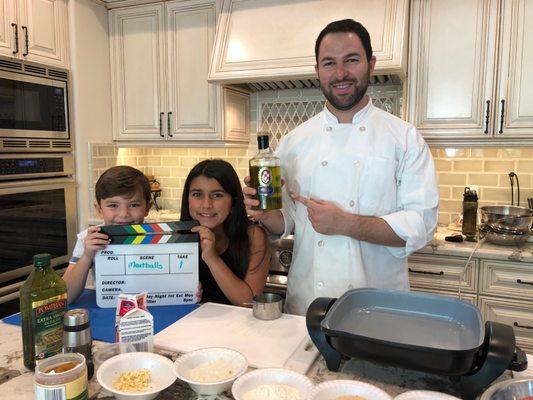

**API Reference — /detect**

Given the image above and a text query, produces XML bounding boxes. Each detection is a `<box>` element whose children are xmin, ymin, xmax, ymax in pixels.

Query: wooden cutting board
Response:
<box><xmin>154</xmin><ymin>302</ymin><xmax>318</xmax><ymax>374</ymax></box>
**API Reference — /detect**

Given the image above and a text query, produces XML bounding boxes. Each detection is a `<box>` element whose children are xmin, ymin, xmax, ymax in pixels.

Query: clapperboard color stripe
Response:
<box><xmin>100</xmin><ymin>220</ymin><xmax>199</xmax><ymax>245</ymax></box>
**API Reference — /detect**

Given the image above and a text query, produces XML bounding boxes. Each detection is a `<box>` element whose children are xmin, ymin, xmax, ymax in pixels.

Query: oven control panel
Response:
<box><xmin>0</xmin><ymin>154</ymin><xmax>74</xmax><ymax>180</ymax></box>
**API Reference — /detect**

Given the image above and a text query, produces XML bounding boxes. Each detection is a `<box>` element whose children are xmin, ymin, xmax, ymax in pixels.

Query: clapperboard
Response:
<box><xmin>94</xmin><ymin>220</ymin><xmax>199</xmax><ymax>308</ymax></box>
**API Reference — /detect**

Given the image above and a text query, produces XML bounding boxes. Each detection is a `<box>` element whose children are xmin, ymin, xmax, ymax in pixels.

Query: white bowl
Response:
<box><xmin>395</xmin><ymin>390</ymin><xmax>462</xmax><ymax>400</ymax></box>
<box><xmin>173</xmin><ymin>347</ymin><xmax>248</xmax><ymax>395</ymax></box>
<box><xmin>232</xmin><ymin>368</ymin><xmax>314</xmax><ymax>400</ymax></box>
<box><xmin>307</xmin><ymin>379</ymin><xmax>392</xmax><ymax>400</ymax></box>
<box><xmin>96</xmin><ymin>352</ymin><xmax>176</xmax><ymax>400</ymax></box>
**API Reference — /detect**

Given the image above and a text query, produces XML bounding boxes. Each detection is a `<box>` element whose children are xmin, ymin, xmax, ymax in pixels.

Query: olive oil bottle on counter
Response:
<box><xmin>249</xmin><ymin>133</ymin><xmax>282</xmax><ymax>210</ymax></box>
<box><xmin>20</xmin><ymin>253</ymin><xmax>68</xmax><ymax>370</ymax></box>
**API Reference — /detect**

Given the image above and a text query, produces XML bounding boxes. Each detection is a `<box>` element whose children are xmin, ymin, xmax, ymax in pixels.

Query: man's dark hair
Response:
<box><xmin>95</xmin><ymin>165</ymin><xmax>151</xmax><ymax>205</ymax></box>
<box><xmin>315</xmin><ymin>19</ymin><xmax>373</xmax><ymax>63</ymax></box>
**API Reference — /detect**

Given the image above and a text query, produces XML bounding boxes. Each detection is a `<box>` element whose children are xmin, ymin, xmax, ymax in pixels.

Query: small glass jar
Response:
<box><xmin>35</xmin><ymin>353</ymin><xmax>88</xmax><ymax>400</ymax></box>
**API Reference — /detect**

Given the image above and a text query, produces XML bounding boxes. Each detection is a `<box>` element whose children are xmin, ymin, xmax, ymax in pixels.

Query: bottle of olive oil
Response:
<box><xmin>249</xmin><ymin>133</ymin><xmax>282</xmax><ymax>210</ymax></box>
<box><xmin>20</xmin><ymin>253</ymin><xmax>68</xmax><ymax>370</ymax></box>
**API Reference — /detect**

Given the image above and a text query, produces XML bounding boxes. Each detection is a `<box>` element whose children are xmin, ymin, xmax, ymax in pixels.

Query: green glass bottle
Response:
<box><xmin>249</xmin><ymin>133</ymin><xmax>282</xmax><ymax>210</ymax></box>
<box><xmin>20</xmin><ymin>253</ymin><xmax>68</xmax><ymax>370</ymax></box>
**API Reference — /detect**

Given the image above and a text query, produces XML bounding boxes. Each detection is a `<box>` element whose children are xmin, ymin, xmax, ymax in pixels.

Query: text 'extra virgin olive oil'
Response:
<box><xmin>249</xmin><ymin>133</ymin><xmax>282</xmax><ymax>210</ymax></box>
<box><xmin>20</xmin><ymin>253</ymin><xmax>68</xmax><ymax>370</ymax></box>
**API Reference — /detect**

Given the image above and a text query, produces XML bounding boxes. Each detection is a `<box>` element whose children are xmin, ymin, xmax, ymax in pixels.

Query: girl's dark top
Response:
<box><xmin>199</xmin><ymin>248</ymin><xmax>246</xmax><ymax>304</ymax></box>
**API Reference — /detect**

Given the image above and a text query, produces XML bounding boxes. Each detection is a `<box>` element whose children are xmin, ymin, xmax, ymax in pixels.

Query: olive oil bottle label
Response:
<box><xmin>250</xmin><ymin>165</ymin><xmax>282</xmax><ymax>210</ymax></box>
<box><xmin>31</xmin><ymin>293</ymin><xmax>67</xmax><ymax>362</ymax></box>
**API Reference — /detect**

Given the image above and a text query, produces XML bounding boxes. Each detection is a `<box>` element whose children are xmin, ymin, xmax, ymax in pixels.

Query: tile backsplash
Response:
<box><xmin>89</xmin><ymin>144</ymin><xmax>533</xmax><ymax>225</ymax></box>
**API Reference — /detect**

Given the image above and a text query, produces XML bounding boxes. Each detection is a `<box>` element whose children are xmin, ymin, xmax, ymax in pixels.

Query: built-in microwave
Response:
<box><xmin>0</xmin><ymin>58</ymin><xmax>70</xmax><ymax>151</ymax></box>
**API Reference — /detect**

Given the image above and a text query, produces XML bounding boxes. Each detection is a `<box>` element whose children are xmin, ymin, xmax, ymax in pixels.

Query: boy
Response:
<box><xmin>63</xmin><ymin>166</ymin><xmax>151</xmax><ymax>303</ymax></box>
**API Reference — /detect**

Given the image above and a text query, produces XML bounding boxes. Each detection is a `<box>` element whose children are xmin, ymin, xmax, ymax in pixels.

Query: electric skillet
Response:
<box><xmin>306</xmin><ymin>288</ymin><xmax>527</xmax><ymax>400</ymax></box>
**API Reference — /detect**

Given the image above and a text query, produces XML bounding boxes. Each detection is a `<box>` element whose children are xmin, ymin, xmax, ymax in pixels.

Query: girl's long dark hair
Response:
<box><xmin>180</xmin><ymin>159</ymin><xmax>252</xmax><ymax>278</ymax></box>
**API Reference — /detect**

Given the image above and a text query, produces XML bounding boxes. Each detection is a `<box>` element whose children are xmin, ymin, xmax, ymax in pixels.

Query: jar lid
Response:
<box><xmin>64</xmin><ymin>308</ymin><xmax>90</xmax><ymax>328</ymax></box>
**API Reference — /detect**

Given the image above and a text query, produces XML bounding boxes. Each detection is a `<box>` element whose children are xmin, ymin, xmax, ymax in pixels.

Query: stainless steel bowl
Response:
<box><xmin>480</xmin><ymin>205</ymin><xmax>533</xmax><ymax>234</ymax></box>
<box><xmin>480</xmin><ymin>378</ymin><xmax>533</xmax><ymax>400</ymax></box>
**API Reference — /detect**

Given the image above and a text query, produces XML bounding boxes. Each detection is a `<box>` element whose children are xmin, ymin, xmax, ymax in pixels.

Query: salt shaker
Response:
<box><xmin>63</xmin><ymin>308</ymin><xmax>94</xmax><ymax>379</ymax></box>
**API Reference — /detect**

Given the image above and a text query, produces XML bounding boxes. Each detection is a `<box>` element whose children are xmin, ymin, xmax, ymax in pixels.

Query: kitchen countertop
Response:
<box><xmin>418</xmin><ymin>226</ymin><xmax>533</xmax><ymax>262</ymax></box>
<box><xmin>0</xmin><ymin>320</ymin><xmax>514</xmax><ymax>399</ymax></box>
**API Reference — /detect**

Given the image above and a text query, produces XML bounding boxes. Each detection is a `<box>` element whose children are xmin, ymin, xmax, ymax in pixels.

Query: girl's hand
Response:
<box><xmin>196</xmin><ymin>282</ymin><xmax>203</xmax><ymax>303</ymax></box>
<box><xmin>191</xmin><ymin>225</ymin><xmax>218</xmax><ymax>263</ymax></box>
<box><xmin>83</xmin><ymin>226</ymin><xmax>110</xmax><ymax>259</ymax></box>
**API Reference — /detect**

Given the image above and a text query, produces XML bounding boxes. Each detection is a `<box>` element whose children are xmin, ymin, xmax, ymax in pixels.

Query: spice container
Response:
<box><xmin>63</xmin><ymin>309</ymin><xmax>93</xmax><ymax>379</ymax></box>
<box><xmin>35</xmin><ymin>353</ymin><xmax>88</xmax><ymax>400</ymax></box>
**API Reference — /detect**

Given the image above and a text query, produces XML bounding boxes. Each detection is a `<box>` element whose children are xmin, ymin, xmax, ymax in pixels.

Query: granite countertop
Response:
<box><xmin>1</xmin><ymin>321</ymin><xmax>512</xmax><ymax>399</ymax></box>
<box><xmin>417</xmin><ymin>226</ymin><xmax>533</xmax><ymax>263</ymax></box>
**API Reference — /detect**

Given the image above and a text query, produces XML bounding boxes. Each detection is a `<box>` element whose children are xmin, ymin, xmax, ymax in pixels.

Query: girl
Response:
<box><xmin>181</xmin><ymin>159</ymin><xmax>270</xmax><ymax>306</ymax></box>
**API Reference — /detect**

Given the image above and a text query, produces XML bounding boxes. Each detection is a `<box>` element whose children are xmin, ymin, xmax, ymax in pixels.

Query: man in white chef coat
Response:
<box><xmin>244</xmin><ymin>19</ymin><xmax>439</xmax><ymax>315</ymax></box>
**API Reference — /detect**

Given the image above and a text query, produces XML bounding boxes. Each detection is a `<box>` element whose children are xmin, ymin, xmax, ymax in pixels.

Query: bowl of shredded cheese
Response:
<box><xmin>96</xmin><ymin>352</ymin><xmax>176</xmax><ymax>400</ymax></box>
<box><xmin>173</xmin><ymin>347</ymin><xmax>248</xmax><ymax>395</ymax></box>
<box><xmin>232</xmin><ymin>367</ymin><xmax>314</xmax><ymax>400</ymax></box>
<box><xmin>306</xmin><ymin>380</ymin><xmax>392</xmax><ymax>400</ymax></box>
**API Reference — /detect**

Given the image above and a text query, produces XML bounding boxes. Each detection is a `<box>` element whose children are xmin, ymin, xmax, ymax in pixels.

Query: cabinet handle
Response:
<box><xmin>159</xmin><ymin>112</ymin><xmax>164</xmax><ymax>137</ymax></box>
<box><xmin>498</xmin><ymin>99</ymin><xmax>505</xmax><ymax>134</ymax></box>
<box><xmin>21</xmin><ymin>26</ymin><xmax>28</xmax><ymax>56</ymax></box>
<box><xmin>167</xmin><ymin>112</ymin><xmax>172</xmax><ymax>137</ymax></box>
<box><xmin>517</xmin><ymin>279</ymin><xmax>533</xmax><ymax>286</ymax></box>
<box><xmin>514</xmin><ymin>322</ymin><xmax>533</xmax><ymax>330</ymax></box>
<box><xmin>11</xmin><ymin>23</ymin><xmax>18</xmax><ymax>55</ymax></box>
<box><xmin>484</xmin><ymin>100</ymin><xmax>490</xmax><ymax>134</ymax></box>
<box><xmin>408</xmin><ymin>268</ymin><xmax>444</xmax><ymax>276</ymax></box>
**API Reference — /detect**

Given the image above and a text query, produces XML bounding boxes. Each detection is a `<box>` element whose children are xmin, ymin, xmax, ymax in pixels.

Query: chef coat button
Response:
<box><xmin>349</xmin><ymin>200</ymin><xmax>355</xmax><ymax>207</ymax></box>
<box><xmin>326</xmin><ymin>126</ymin><xmax>332</xmax><ymax>132</ymax></box>
<box><xmin>317</xmin><ymin>281</ymin><xmax>324</xmax><ymax>288</ymax></box>
<box><xmin>359</xmin><ymin>126</ymin><xmax>366</xmax><ymax>132</ymax></box>
<box><xmin>321</xmin><ymin>160</ymin><xmax>328</xmax><ymax>166</ymax></box>
<box><xmin>353</xmin><ymin>160</ymin><xmax>360</xmax><ymax>167</ymax></box>
<box><xmin>318</xmin><ymin>240</ymin><xmax>324</xmax><ymax>247</ymax></box>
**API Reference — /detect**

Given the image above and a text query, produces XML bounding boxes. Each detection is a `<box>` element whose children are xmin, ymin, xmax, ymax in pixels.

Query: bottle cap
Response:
<box><xmin>63</xmin><ymin>309</ymin><xmax>90</xmax><ymax>329</ymax></box>
<box><xmin>463</xmin><ymin>187</ymin><xmax>478</xmax><ymax>201</ymax></box>
<box><xmin>257</xmin><ymin>133</ymin><xmax>270</xmax><ymax>150</ymax></box>
<box><xmin>34</xmin><ymin>253</ymin><xmax>51</xmax><ymax>267</ymax></box>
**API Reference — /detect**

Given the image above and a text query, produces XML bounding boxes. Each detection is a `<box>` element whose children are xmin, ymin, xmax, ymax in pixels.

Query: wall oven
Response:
<box><xmin>0</xmin><ymin>153</ymin><xmax>77</xmax><ymax>317</ymax></box>
<box><xmin>0</xmin><ymin>57</ymin><xmax>70</xmax><ymax>152</ymax></box>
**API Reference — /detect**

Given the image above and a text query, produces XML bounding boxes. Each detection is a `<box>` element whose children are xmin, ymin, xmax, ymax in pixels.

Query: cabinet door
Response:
<box><xmin>0</xmin><ymin>0</ymin><xmax>16</xmax><ymax>58</ymax></box>
<box><xmin>209</xmin><ymin>0</ymin><xmax>408</xmax><ymax>82</ymax></box>
<box><xmin>166</xmin><ymin>0</ymin><xmax>218</xmax><ymax>141</ymax></box>
<box><xmin>495</xmin><ymin>0</ymin><xmax>533</xmax><ymax>138</ymax></box>
<box><xmin>110</xmin><ymin>4</ymin><xmax>167</xmax><ymax>141</ymax></box>
<box><xmin>408</xmin><ymin>0</ymin><xmax>499</xmax><ymax>140</ymax></box>
<box><xmin>223</xmin><ymin>87</ymin><xmax>249</xmax><ymax>142</ymax></box>
<box><xmin>19</xmin><ymin>0</ymin><xmax>68</xmax><ymax>67</ymax></box>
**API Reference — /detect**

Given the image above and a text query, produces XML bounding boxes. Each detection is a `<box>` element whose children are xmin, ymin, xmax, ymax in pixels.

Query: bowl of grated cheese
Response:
<box><xmin>173</xmin><ymin>347</ymin><xmax>248</xmax><ymax>395</ymax></box>
<box><xmin>232</xmin><ymin>367</ymin><xmax>314</xmax><ymax>400</ymax></box>
<box><xmin>96</xmin><ymin>352</ymin><xmax>176</xmax><ymax>400</ymax></box>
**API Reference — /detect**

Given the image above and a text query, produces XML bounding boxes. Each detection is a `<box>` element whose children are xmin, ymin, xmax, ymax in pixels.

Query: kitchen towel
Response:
<box><xmin>2</xmin><ymin>289</ymin><xmax>198</xmax><ymax>343</ymax></box>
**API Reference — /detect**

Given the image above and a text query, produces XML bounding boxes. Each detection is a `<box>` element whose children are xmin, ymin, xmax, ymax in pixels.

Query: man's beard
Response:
<box><xmin>321</xmin><ymin>70</ymin><xmax>370</xmax><ymax>111</ymax></box>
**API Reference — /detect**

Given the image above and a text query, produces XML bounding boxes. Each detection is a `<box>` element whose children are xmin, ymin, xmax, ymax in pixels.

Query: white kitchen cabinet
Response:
<box><xmin>408</xmin><ymin>0</ymin><xmax>533</xmax><ymax>144</ymax></box>
<box><xmin>410</xmin><ymin>253</ymin><xmax>533</xmax><ymax>353</ymax></box>
<box><xmin>208</xmin><ymin>0</ymin><xmax>408</xmax><ymax>83</ymax></box>
<box><xmin>0</xmin><ymin>0</ymin><xmax>68</xmax><ymax>67</ymax></box>
<box><xmin>110</xmin><ymin>0</ymin><xmax>250</xmax><ymax>145</ymax></box>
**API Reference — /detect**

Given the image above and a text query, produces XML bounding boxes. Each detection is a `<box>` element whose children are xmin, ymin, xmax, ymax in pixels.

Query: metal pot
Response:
<box><xmin>480</xmin><ymin>378</ymin><xmax>533</xmax><ymax>400</ymax></box>
<box><xmin>480</xmin><ymin>205</ymin><xmax>533</xmax><ymax>234</ymax></box>
<box><xmin>246</xmin><ymin>293</ymin><xmax>283</xmax><ymax>320</ymax></box>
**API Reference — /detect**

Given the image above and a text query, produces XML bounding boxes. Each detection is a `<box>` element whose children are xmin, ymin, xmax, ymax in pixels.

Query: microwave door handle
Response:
<box><xmin>21</xmin><ymin>26</ymin><xmax>28</xmax><ymax>56</ymax></box>
<box><xmin>11</xmin><ymin>23</ymin><xmax>18</xmax><ymax>55</ymax></box>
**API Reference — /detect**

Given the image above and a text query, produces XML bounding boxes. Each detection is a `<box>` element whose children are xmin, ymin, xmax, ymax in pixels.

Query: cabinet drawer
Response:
<box><xmin>411</xmin><ymin>287</ymin><xmax>477</xmax><ymax>306</ymax></box>
<box><xmin>408</xmin><ymin>254</ymin><xmax>477</xmax><ymax>293</ymax></box>
<box><xmin>479</xmin><ymin>296</ymin><xmax>533</xmax><ymax>353</ymax></box>
<box><xmin>479</xmin><ymin>260</ymin><xmax>533</xmax><ymax>301</ymax></box>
